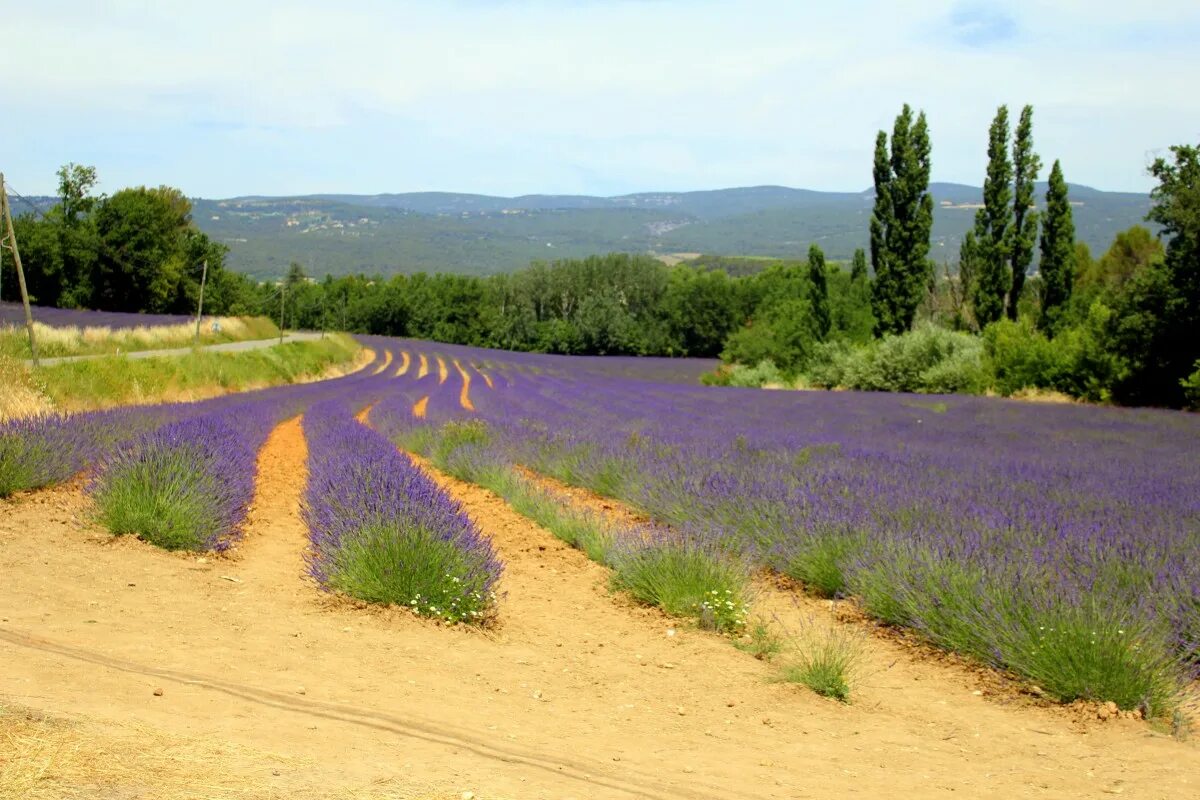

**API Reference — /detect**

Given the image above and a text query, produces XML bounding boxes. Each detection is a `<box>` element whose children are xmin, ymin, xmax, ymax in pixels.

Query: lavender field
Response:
<box><xmin>2</xmin><ymin>336</ymin><xmax>1198</xmax><ymax>716</ymax></box>
<box><xmin>0</xmin><ymin>301</ymin><xmax>196</xmax><ymax>330</ymax></box>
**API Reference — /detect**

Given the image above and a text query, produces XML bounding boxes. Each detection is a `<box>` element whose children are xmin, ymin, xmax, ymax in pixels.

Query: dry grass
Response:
<box><xmin>0</xmin><ymin>316</ymin><xmax>279</xmax><ymax>360</ymax></box>
<box><xmin>0</xmin><ymin>335</ymin><xmax>366</xmax><ymax>422</ymax></box>
<box><xmin>1007</xmin><ymin>387</ymin><xmax>1078</xmax><ymax>404</ymax></box>
<box><xmin>0</xmin><ymin>357</ymin><xmax>51</xmax><ymax>421</ymax></box>
<box><xmin>0</xmin><ymin>703</ymin><xmax>467</xmax><ymax>800</ymax></box>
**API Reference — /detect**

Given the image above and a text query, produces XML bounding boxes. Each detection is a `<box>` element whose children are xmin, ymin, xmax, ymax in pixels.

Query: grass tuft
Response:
<box><xmin>777</xmin><ymin>621</ymin><xmax>866</xmax><ymax>702</ymax></box>
<box><xmin>734</xmin><ymin>620</ymin><xmax>785</xmax><ymax>661</ymax></box>
<box><xmin>610</xmin><ymin>540</ymin><xmax>750</xmax><ymax>632</ymax></box>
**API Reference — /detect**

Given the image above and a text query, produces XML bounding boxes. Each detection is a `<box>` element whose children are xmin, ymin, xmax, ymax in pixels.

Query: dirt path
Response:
<box><xmin>1</xmin><ymin>419</ymin><xmax>1197</xmax><ymax>799</ymax></box>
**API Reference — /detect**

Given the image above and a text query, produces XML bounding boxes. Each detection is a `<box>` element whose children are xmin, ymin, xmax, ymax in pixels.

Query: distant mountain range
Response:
<box><xmin>15</xmin><ymin>184</ymin><xmax>1154</xmax><ymax>278</ymax></box>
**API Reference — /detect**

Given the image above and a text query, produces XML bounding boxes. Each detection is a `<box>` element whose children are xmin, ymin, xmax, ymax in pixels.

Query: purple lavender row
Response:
<box><xmin>1</xmin><ymin>300</ymin><xmax>198</xmax><ymax>330</ymax></box>
<box><xmin>301</xmin><ymin>398</ymin><xmax>501</xmax><ymax>623</ymax></box>
<box><xmin>80</xmin><ymin>338</ymin><xmax>413</xmax><ymax>550</ymax></box>
<box><xmin>372</xmin><ymin>339</ymin><xmax>1200</xmax><ymax>712</ymax></box>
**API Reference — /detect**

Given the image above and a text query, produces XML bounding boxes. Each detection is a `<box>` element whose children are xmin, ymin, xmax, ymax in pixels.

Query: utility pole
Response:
<box><xmin>278</xmin><ymin>279</ymin><xmax>286</xmax><ymax>345</ymax></box>
<box><xmin>193</xmin><ymin>259</ymin><xmax>208</xmax><ymax>346</ymax></box>
<box><xmin>0</xmin><ymin>173</ymin><xmax>38</xmax><ymax>366</ymax></box>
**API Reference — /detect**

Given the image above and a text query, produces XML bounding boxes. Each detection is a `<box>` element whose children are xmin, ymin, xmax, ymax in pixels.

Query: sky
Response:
<box><xmin>3</xmin><ymin>0</ymin><xmax>1198</xmax><ymax>198</ymax></box>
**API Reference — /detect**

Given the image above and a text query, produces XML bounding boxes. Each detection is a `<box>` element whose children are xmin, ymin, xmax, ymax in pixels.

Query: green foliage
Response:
<box><xmin>984</xmin><ymin>313</ymin><xmax>1115</xmax><ymax>400</ymax></box>
<box><xmin>327</xmin><ymin>522</ymin><xmax>494</xmax><ymax>623</ymax></box>
<box><xmin>611</xmin><ymin>541</ymin><xmax>750</xmax><ymax>632</ymax></box>
<box><xmin>1038</xmin><ymin>160</ymin><xmax>1076</xmax><ymax>333</ymax></box>
<box><xmin>807</xmin><ymin>324</ymin><xmax>987</xmax><ymax>394</ymax></box>
<box><xmin>1103</xmin><ymin>143</ymin><xmax>1200</xmax><ymax>408</ymax></box>
<box><xmin>972</xmin><ymin>106</ymin><xmax>1013</xmax><ymax>327</ymax></box>
<box><xmin>1076</xmin><ymin>225</ymin><xmax>1163</xmax><ymax>298</ymax></box>
<box><xmin>93</xmin><ymin>444</ymin><xmax>226</xmax><ymax>551</ymax></box>
<box><xmin>807</xmin><ymin>244</ymin><xmax>831</xmax><ymax>340</ymax></box>
<box><xmin>726</xmin><ymin>359</ymin><xmax>784</xmax><ymax>388</ymax></box>
<box><xmin>871</xmin><ymin>105</ymin><xmax>934</xmax><ymax>335</ymax></box>
<box><xmin>1182</xmin><ymin>361</ymin><xmax>1200</xmax><ymax>410</ymax></box>
<box><xmin>32</xmin><ymin>335</ymin><xmax>359</xmax><ymax>411</ymax></box>
<box><xmin>734</xmin><ymin>620</ymin><xmax>785</xmax><ymax>661</ymax></box>
<box><xmin>1008</xmin><ymin>105</ymin><xmax>1041</xmax><ymax>321</ymax></box>
<box><xmin>777</xmin><ymin>624</ymin><xmax>865</xmax><ymax>703</ymax></box>
<box><xmin>778</xmin><ymin>530</ymin><xmax>863</xmax><ymax>598</ymax></box>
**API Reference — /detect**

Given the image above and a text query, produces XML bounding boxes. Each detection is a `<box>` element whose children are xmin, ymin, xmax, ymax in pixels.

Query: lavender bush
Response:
<box><xmin>90</xmin><ymin>413</ymin><xmax>265</xmax><ymax>551</ymax></box>
<box><xmin>302</xmin><ymin>399</ymin><xmax>501</xmax><ymax>623</ymax></box>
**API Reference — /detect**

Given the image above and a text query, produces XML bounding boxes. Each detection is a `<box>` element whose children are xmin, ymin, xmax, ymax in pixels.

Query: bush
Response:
<box><xmin>806</xmin><ymin>324</ymin><xmax>987</xmax><ymax>394</ymax></box>
<box><xmin>728</xmin><ymin>359</ymin><xmax>784</xmax><ymax>388</ymax></box>
<box><xmin>984</xmin><ymin>308</ymin><xmax>1115</xmax><ymax>401</ymax></box>
<box><xmin>610</xmin><ymin>539</ymin><xmax>750</xmax><ymax>632</ymax></box>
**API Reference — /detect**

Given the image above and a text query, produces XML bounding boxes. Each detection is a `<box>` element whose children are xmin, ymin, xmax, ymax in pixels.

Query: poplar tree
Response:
<box><xmin>971</xmin><ymin>106</ymin><xmax>1013</xmax><ymax>327</ymax></box>
<box><xmin>870</xmin><ymin>104</ymin><xmax>934</xmax><ymax>335</ymax></box>
<box><xmin>850</xmin><ymin>248</ymin><xmax>868</xmax><ymax>283</ymax></box>
<box><xmin>807</xmin><ymin>243</ymin><xmax>830</xmax><ymax>340</ymax></box>
<box><xmin>1008</xmin><ymin>105</ymin><xmax>1041</xmax><ymax>320</ymax></box>
<box><xmin>1038</xmin><ymin>159</ymin><xmax>1075</xmax><ymax>332</ymax></box>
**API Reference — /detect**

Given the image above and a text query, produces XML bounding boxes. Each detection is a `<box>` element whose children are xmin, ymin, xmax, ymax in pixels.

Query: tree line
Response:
<box><xmin>3</xmin><ymin>106</ymin><xmax>1197</xmax><ymax>409</ymax></box>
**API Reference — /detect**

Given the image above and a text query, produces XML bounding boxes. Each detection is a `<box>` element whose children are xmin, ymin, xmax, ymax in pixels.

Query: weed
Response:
<box><xmin>734</xmin><ymin>620</ymin><xmax>784</xmax><ymax>661</ymax></box>
<box><xmin>777</xmin><ymin>621</ymin><xmax>866</xmax><ymax>702</ymax></box>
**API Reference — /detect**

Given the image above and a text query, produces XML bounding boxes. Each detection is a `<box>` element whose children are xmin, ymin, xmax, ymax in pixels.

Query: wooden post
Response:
<box><xmin>193</xmin><ymin>259</ymin><xmax>208</xmax><ymax>346</ymax></box>
<box><xmin>0</xmin><ymin>173</ymin><xmax>38</xmax><ymax>366</ymax></box>
<box><xmin>278</xmin><ymin>280</ymin><xmax>286</xmax><ymax>345</ymax></box>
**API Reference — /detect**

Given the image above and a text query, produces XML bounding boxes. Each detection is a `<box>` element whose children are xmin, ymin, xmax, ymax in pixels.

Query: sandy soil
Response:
<box><xmin>1</xmin><ymin>417</ymin><xmax>1197</xmax><ymax>799</ymax></box>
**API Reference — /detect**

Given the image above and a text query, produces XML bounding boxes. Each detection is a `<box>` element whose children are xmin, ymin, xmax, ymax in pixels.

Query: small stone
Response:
<box><xmin>152</xmin><ymin>688</ymin><xmax>164</xmax><ymax>697</ymax></box>
<box><xmin>676</xmin><ymin>706</ymin><xmax>686</xmax><ymax>716</ymax></box>
<box><xmin>461</xmin><ymin>792</ymin><xmax>475</xmax><ymax>800</ymax></box>
<box><xmin>297</xmin><ymin>686</ymin><xmax>306</xmax><ymax>695</ymax></box>
<box><xmin>726</xmin><ymin>701</ymin><xmax>736</xmax><ymax>707</ymax></box>
<box><xmin>972</xmin><ymin>690</ymin><xmax>983</xmax><ymax>696</ymax></box>
<box><xmin>532</xmin><ymin>690</ymin><xmax>543</xmax><ymax>700</ymax></box>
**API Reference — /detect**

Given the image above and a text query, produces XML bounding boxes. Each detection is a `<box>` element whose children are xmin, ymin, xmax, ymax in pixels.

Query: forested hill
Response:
<box><xmin>139</xmin><ymin>183</ymin><xmax>1150</xmax><ymax>277</ymax></box>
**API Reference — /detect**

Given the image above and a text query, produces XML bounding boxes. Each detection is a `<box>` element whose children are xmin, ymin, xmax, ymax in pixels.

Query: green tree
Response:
<box><xmin>972</xmin><ymin>105</ymin><xmax>1013</xmax><ymax>327</ymax></box>
<box><xmin>955</xmin><ymin>231</ymin><xmax>979</xmax><ymax>330</ymax></box>
<box><xmin>871</xmin><ymin>104</ymin><xmax>934</xmax><ymax>336</ymax></box>
<box><xmin>1107</xmin><ymin>142</ymin><xmax>1200</xmax><ymax>407</ymax></box>
<box><xmin>1038</xmin><ymin>159</ymin><xmax>1075</xmax><ymax>332</ymax></box>
<box><xmin>850</xmin><ymin>248</ymin><xmax>868</xmax><ymax>283</ymax></box>
<box><xmin>1008</xmin><ymin>105</ymin><xmax>1040</xmax><ymax>320</ymax></box>
<box><xmin>807</xmin><ymin>244</ymin><xmax>831</xmax><ymax>340</ymax></box>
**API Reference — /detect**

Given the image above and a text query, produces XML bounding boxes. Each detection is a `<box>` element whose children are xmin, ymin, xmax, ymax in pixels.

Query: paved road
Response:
<box><xmin>26</xmin><ymin>332</ymin><xmax>326</xmax><ymax>367</ymax></box>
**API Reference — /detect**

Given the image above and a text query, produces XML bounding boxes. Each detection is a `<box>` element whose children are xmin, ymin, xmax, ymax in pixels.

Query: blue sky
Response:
<box><xmin>4</xmin><ymin>0</ymin><xmax>1198</xmax><ymax>197</ymax></box>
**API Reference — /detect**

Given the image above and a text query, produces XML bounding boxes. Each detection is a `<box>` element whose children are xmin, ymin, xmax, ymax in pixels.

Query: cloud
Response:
<box><xmin>948</xmin><ymin>2</ymin><xmax>1020</xmax><ymax>46</ymax></box>
<box><xmin>0</xmin><ymin>1</ymin><xmax>1197</xmax><ymax>196</ymax></box>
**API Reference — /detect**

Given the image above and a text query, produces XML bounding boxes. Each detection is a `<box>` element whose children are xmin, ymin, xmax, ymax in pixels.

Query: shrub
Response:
<box><xmin>302</xmin><ymin>401</ymin><xmax>501</xmax><ymax>624</ymax></box>
<box><xmin>610</xmin><ymin>539</ymin><xmax>750</xmax><ymax>632</ymax></box>
<box><xmin>91</xmin><ymin>416</ymin><xmax>257</xmax><ymax>551</ymax></box>
<box><xmin>728</xmin><ymin>359</ymin><xmax>784</xmax><ymax>388</ymax></box>
<box><xmin>984</xmin><ymin>307</ymin><xmax>1116</xmax><ymax>401</ymax></box>
<box><xmin>806</xmin><ymin>324</ymin><xmax>986</xmax><ymax>394</ymax></box>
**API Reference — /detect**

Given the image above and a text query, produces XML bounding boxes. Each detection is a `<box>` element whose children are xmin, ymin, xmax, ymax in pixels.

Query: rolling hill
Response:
<box><xmin>17</xmin><ymin>184</ymin><xmax>1154</xmax><ymax>278</ymax></box>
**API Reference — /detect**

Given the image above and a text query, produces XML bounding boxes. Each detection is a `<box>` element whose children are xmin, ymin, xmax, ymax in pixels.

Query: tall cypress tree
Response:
<box><xmin>1038</xmin><ymin>159</ymin><xmax>1075</xmax><ymax>332</ymax></box>
<box><xmin>1008</xmin><ymin>105</ymin><xmax>1041</xmax><ymax>320</ymax></box>
<box><xmin>850</xmin><ymin>248</ymin><xmax>868</xmax><ymax>282</ymax></box>
<box><xmin>871</xmin><ymin>104</ymin><xmax>933</xmax><ymax>336</ymax></box>
<box><xmin>807</xmin><ymin>243</ymin><xmax>830</xmax><ymax>340</ymax></box>
<box><xmin>971</xmin><ymin>105</ymin><xmax>1013</xmax><ymax>327</ymax></box>
<box><xmin>869</xmin><ymin>131</ymin><xmax>894</xmax><ymax>332</ymax></box>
